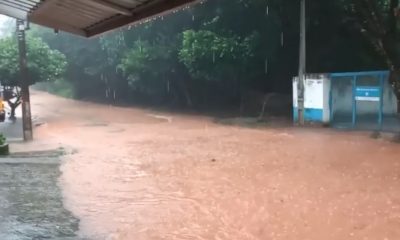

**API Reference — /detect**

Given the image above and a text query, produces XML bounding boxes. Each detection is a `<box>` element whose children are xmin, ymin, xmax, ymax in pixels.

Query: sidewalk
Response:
<box><xmin>0</xmin><ymin>156</ymin><xmax>81</xmax><ymax>239</ymax></box>
<box><xmin>0</xmin><ymin>118</ymin><xmax>81</xmax><ymax>239</ymax></box>
<box><xmin>0</xmin><ymin>117</ymin><xmax>23</xmax><ymax>142</ymax></box>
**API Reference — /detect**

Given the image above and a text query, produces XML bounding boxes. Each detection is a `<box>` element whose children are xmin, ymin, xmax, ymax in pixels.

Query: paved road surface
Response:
<box><xmin>0</xmin><ymin>157</ymin><xmax>81</xmax><ymax>239</ymax></box>
<box><xmin>0</xmin><ymin>110</ymin><xmax>80</xmax><ymax>239</ymax></box>
<box><xmin>0</xmin><ymin>118</ymin><xmax>23</xmax><ymax>142</ymax></box>
<box><xmin>2</xmin><ymin>90</ymin><xmax>400</xmax><ymax>240</ymax></box>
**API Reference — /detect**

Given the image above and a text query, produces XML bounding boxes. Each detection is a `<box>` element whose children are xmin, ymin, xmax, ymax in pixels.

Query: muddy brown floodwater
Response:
<box><xmin>27</xmin><ymin>90</ymin><xmax>400</xmax><ymax>240</ymax></box>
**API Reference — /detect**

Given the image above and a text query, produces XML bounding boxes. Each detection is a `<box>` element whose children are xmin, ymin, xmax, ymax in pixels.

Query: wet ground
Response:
<box><xmin>0</xmin><ymin>157</ymin><xmax>80</xmax><ymax>239</ymax></box>
<box><xmin>3</xmin><ymin>90</ymin><xmax>400</xmax><ymax>240</ymax></box>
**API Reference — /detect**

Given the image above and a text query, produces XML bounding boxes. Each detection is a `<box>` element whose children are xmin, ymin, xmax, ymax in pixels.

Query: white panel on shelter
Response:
<box><xmin>293</xmin><ymin>78</ymin><xmax>298</xmax><ymax>108</ymax></box>
<box><xmin>304</xmin><ymin>79</ymin><xmax>323</xmax><ymax>109</ymax></box>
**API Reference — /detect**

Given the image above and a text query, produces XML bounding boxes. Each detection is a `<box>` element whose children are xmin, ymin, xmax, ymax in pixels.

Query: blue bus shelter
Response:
<box><xmin>329</xmin><ymin>71</ymin><xmax>388</xmax><ymax>130</ymax></box>
<box><xmin>293</xmin><ymin>70</ymin><xmax>399</xmax><ymax>131</ymax></box>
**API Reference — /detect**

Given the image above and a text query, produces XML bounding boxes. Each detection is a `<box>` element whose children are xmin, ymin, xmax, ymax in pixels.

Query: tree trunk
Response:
<box><xmin>370</xmin><ymin>40</ymin><xmax>400</xmax><ymax>112</ymax></box>
<box><xmin>389</xmin><ymin>69</ymin><xmax>400</xmax><ymax>112</ymax></box>
<box><xmin>176</xmin><ymin>77</ymin><xmax>193</xmax><ymax>108</ymax></box>
<box><xmin>7</xmin><ymin>96</ymin><xmax>21</xmax><ymax>120</ymax></box>
<box><xmin>389</xmin><ymin>0</ymin><xmax>399</xmax><ymax>36</ymax></box>
<box><xmin>10</xmin><ymin>105</ymin><xmax>17</xmax><ymax>119</ymax></box>
<box><xmin>354</xmin><ymin>0</ymin><xmax>400</xmax><ymax>112</ymax></box>
<box><xmin>182</xmin><ymin>83</ymin><xmax>193</xmax><ymax>108</ymax></box>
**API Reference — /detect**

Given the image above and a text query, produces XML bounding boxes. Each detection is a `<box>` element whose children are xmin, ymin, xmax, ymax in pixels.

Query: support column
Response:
<box><xmin>379</xmin><ymin>74</ymin><xmax>384</xmax><ymax>130</ymax></box>
<box><xmin>16</xmin><ymin>19</ymin><xmax>33</xmax><ymax>141</ymax></box>
<box><xmin>352</xmin><ymin>76</ymin><xmax>357</xmax><ymax>128</ymax></box>
<box><xmin>297</xmin><ymin>0</ymin><xmax>306</xmax><ymax>125</ymax></box>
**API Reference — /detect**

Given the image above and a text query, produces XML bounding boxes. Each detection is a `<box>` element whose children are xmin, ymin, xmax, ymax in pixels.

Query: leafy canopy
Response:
<box><xmin>179</xmin><ymin>30</ymin><xmax>259</xmax><ymax>81</ymax></box>
<box><xmin>0</xmin><ymin>35</ymin><xmax>67</xmax><ymax>87</ymax></box>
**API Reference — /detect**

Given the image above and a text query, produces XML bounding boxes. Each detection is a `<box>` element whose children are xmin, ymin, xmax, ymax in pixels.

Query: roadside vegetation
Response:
<box><xmin>0</xmin><ymin>0</ymin><xmax>399</xmax><ymax>114</ymax></box>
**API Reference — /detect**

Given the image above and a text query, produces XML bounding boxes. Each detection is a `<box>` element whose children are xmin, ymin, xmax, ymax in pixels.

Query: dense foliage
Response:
<box><xmin>0</xmin><ymin>35</ymin><xmax>66</xmax><ymax>87</ymax></box>
<box><xmin>1</xmin><ymin>0</ymin><xmax>399</xmax><ymax>110</ymax></box>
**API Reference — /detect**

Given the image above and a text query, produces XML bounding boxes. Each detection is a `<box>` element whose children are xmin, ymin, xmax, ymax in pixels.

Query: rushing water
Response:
<box><xmin>30</xmin><ymin>91</ymin><xmax>400</xmax><ymax>240</ymax></box>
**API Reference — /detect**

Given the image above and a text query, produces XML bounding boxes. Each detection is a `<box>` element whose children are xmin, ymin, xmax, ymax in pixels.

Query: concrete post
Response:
<box><xmin>16</xmin><ymin>19</ymin><xmax>33</xmax><ymax>141</ymax></box>
<box><xmin>297</xmin><ymin>0</ymin><xmax>306</xmax><ymax>125</ymax></box>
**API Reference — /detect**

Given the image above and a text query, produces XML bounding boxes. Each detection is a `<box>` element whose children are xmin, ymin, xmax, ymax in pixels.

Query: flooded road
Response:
<box><xmin>29</xmin><ymin>91</ymin><xmax>400</xmax><ymax>240</ymax></box>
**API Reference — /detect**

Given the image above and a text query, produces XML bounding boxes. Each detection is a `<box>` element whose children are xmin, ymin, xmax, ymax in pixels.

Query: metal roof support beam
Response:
<box><xmin>28</xmin><ymin>0</ymin><xmax>88</xmax><ymax>36</ymax></box>
<box><xmin>0</xmin><ymin>0</ymin><xmax>200</xmax><ymax>37</ymax></box>
<box><xmin>0</xmin><ymin>3</ymin><xmax>27</xmax><ymax>19</ymax></box>
<box><xmin>85</xmin><ymin>0</ymin><xmax>132</xmax><ymax>16</ymax></box>
<box><xmin>29</xmin><ymin>15</ymin><xmax>88</xmax><ymax>36</ymax></box>
<box><xmin>86</xmin><ymin>0</ymin><xmax>198</xmax><ymax>37</ymax></box>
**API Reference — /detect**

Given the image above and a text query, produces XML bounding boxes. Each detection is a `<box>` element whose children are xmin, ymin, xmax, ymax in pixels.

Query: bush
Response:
<box><xmin>0</xmin><ymin>133</ymin><xmax>9</xmax><ymax>155</ymax></box>
<box><xmin>34</xmin><ymin>79</ymin><xmax>76</xmax><ymax>98</ymax></box>
<box><xmin>0</xmin><ymin>133</ymin><xmax>6</xmax><ymax>145</ymax></box>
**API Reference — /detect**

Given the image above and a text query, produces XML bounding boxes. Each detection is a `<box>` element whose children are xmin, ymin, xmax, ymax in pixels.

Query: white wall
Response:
<box><xmin>293</xmin><ymin>74</ymin><xmax>330</xmax><ymax>123</ymax></box>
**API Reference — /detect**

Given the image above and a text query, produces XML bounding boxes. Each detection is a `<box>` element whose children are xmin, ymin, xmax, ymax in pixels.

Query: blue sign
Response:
<box><xmin>355</xmin><ymin>86</ymin><xmax>381</xmax><ymax>102</ymax></box>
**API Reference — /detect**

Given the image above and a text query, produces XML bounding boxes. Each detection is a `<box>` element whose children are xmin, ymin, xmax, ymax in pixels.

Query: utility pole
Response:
<box><xmin>16</xmin><ymin>19</ymin><xmax>33</xmax><ymax>141</ymax></box>
<box><xmin>297</xmin><ymin>0</ymin><xmax>306</xmax><ymax>125</ymax></box>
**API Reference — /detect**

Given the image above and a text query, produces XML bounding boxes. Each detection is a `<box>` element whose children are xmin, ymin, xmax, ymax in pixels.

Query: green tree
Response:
<box><xmin>97</xmin><ymin>31</ymin><xmax>128</xmax><ymax>101</ymax></box>
<box><xmin>179</xmin><ymin>30</ymin><xmax>259</xmax><ymax>104</ymax></box>
<box><xmin>26</xmin><ymin>0</ymin><xmax>400</xmax><ymax>112</ymax></box>
<box><xmin>339</xmin><ymin>0</ymin><xmax>400</xmax><ymax>104</ymax></box>
<box><xmin>0</xmin><ymin>35</ymin><xmax>66</xmax><ymax>86</ymax></box>
<box><xmin>29</xmin><ymin>26</ymin><xmax>106</xmax><ymax>99</ymax></box>
<box><xmin>118</xmin><ymin>39</ymin><xmax>192</xmax><ymax>105</ymax></box>
<box><xmin>0</xmin><ymin>35</ymin><xmax>67</xmax><ymax>117</ymax></box>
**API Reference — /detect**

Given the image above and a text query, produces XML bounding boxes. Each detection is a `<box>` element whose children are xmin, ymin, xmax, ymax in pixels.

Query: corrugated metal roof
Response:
<box><xmin>0</xmin><ymin>0</ymin><xmax>200</xmax><ymax>37</ymax></box>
